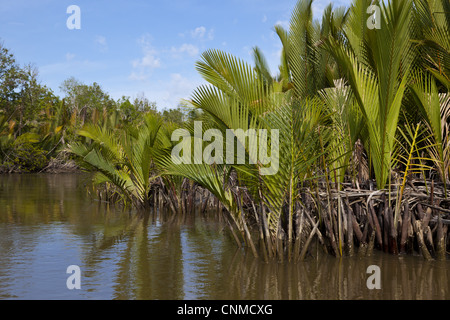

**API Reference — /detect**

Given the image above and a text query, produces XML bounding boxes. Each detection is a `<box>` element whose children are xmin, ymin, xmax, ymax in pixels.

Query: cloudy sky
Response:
<box><xmin>0</xmin><ymin>0</ymin><xmax>351</xmax><ymax>110</ymax></box>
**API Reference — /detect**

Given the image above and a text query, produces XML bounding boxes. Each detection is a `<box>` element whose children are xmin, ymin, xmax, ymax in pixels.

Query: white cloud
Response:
<box><xmin>171</xmin><ymin>73</ymin><xmax>192</xmax><ymax>93</ymax></box>
<box><xmin>128</xmin><ymin>71</ymin><xmax>148</xmax><ymax>81</ymax></box>
<box><xmin>158</xmin><ymin>73</ymin><xmax>203</xmax><ymax>108</ymax></box>
<box><xmin>186</xmin><ymin>26</ymin><xmax>214</xmax><ymax>41</ymax></box>
<box><xmin>112</xmin><ymin>72</ymin><xmax>203</xmax><ymax>110</ymax></box>
<box><xmin>171</xmin><ymin>43</ymin><xmax>199</xmax><ymax>57</ymax></box>
<box><xmin>95</xmin><ymin>35</ymin><xmax>108</xmax><ymax>52</ymax></box>
<box><xmin>243</xmin><ymin>45</ymin><xmax>254</xmax><ymax>56</ymax></box>
<box><xmin>65</xmin><ymin>52</ymin><xmax>75</xmax><ymax>61</ymax></box>
<box><xmin>262</xmin><ymin>15</ymin><xmax>268</xmax><ymax>23</ymax></box>
<box><xmin>191</xmin><ymin>26</ymin><xmax>206</xmax><ymax>39</ymax></box>
<box><xmin>129</xmin><ymin>34</ymin><xmax>161</xmax><ymax>81</ymax></box>
<box><xmin>131</xmin><ymin>52</ymin><xmax>160</xmax><ymax>69</ymax></box>
<box><xmin>207</xmin><ymin>29</ymin><xmax>214</xmax><ymax>41</ymax></box>
<box><xmin>275</xmin><ymin>20</ymin><xmax>289</xmax><ymax>29</ymax></box>
<box><xmin>134</xmin><ymin>35</ymin><xmax>160</xmax><ymax>68</ymax></box>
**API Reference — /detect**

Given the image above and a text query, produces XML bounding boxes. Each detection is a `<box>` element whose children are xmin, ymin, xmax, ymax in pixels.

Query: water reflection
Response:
<box><xmin>220</xmin><ymin>248</ymin><xmax>449</xmax><ymax>300</ymax></box>
<box><xmin>0</xmin><ymin>174</ymin><xmax>448</xmax><ymax>300</ymax></box>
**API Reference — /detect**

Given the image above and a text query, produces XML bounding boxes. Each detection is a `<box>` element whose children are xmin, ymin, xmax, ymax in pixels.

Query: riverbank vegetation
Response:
<box><xmin>1</xmin><ymin>0</ymin><xmax>449</xmax><ymax>261</ymax></box>
<box><xmin>0</xmin><ymin>49</ymin><xmax>192</xmax><ymax>173</ymax></box>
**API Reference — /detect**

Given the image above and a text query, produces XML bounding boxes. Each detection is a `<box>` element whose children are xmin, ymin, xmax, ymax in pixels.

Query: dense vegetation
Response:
<box><xmin>2</xmin><ymin>0</ymin><xmax>449</xmax><ymax>261</ymax></box>
<box><xmin>0</xmin><ymin>49</ymin><xmax>192</xmax><ymax>173</ymax></box>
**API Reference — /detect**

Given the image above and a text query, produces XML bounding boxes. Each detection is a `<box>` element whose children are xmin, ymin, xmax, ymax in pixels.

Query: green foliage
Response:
<box><xmin>1</xmin><ymin>0</ymin><xmax>450</xmax><ymax>225</ymax></box>
<box><xmin>324</xmin><ymin>0</ymin><xmax>416</xmax><ymax>189</ymax></box>
<box><xmin>68</xmin><ymin>113</ymin><xmax>173</xmax><ymax>207</ymax></box>
<box><xmin>0</xmin><ymin>41</ymin><xmax>192</xmax><ymax>171</ymax></box>
<box><xmin>155</xmin><ymin>0</ymin><xmax>450</xmax><ymax>259</ymax></box>
<box><xmin>2</xmin><ymin>0</ymin><xmax>450</xmax><ymax>261</ymax></box>
<box><xmin>10</xmin><ymin>143</ymin><xmax>48</xmax><ymax>173</ymax></box>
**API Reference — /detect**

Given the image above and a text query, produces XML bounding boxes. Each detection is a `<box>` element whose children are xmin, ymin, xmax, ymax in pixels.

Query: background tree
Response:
<box><xmin>60</xmin><ymin>77</ymin><xmax>116</xmax><ymax>126</ymax></box>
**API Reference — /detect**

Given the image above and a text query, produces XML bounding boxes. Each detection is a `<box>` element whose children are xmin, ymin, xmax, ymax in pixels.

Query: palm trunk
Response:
<box><xmin>400</xmin><ymin>199</ymin><xmax>410</xmax><ymax>253</ymax></box>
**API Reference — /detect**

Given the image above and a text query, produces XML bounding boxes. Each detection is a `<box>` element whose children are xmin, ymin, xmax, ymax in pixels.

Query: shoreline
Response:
<box><xmin>0</xmin><ymin>159</ymin><xmax>81</xmax><ymax>174</ymax></box>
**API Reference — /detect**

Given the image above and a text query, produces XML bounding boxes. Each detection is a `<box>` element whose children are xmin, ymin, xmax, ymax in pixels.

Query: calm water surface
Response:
<box><xmin>0</xmin><ymin>174</ymin><xmax>448</xmax><ymax>300</ymax></box>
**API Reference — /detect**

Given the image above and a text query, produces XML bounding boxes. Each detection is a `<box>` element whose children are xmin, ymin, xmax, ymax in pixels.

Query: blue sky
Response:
<box><xmin>0</xmin><ymin>0</ymin><xmax>351</xmax><ymax>110</ymax></box>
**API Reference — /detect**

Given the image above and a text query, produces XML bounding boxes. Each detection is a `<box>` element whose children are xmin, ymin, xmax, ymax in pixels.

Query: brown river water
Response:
<box><xmin>0</xmin><ymin>174</ymin><xmax>448</xmax><ymax>300</ymax></box>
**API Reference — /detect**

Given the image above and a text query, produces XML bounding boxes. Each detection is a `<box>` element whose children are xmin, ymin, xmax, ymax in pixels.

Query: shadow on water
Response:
<box><xmin>0</xmin><ymin>174</ymin><xmax>448</xmax><ymax>300</ymax></box>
